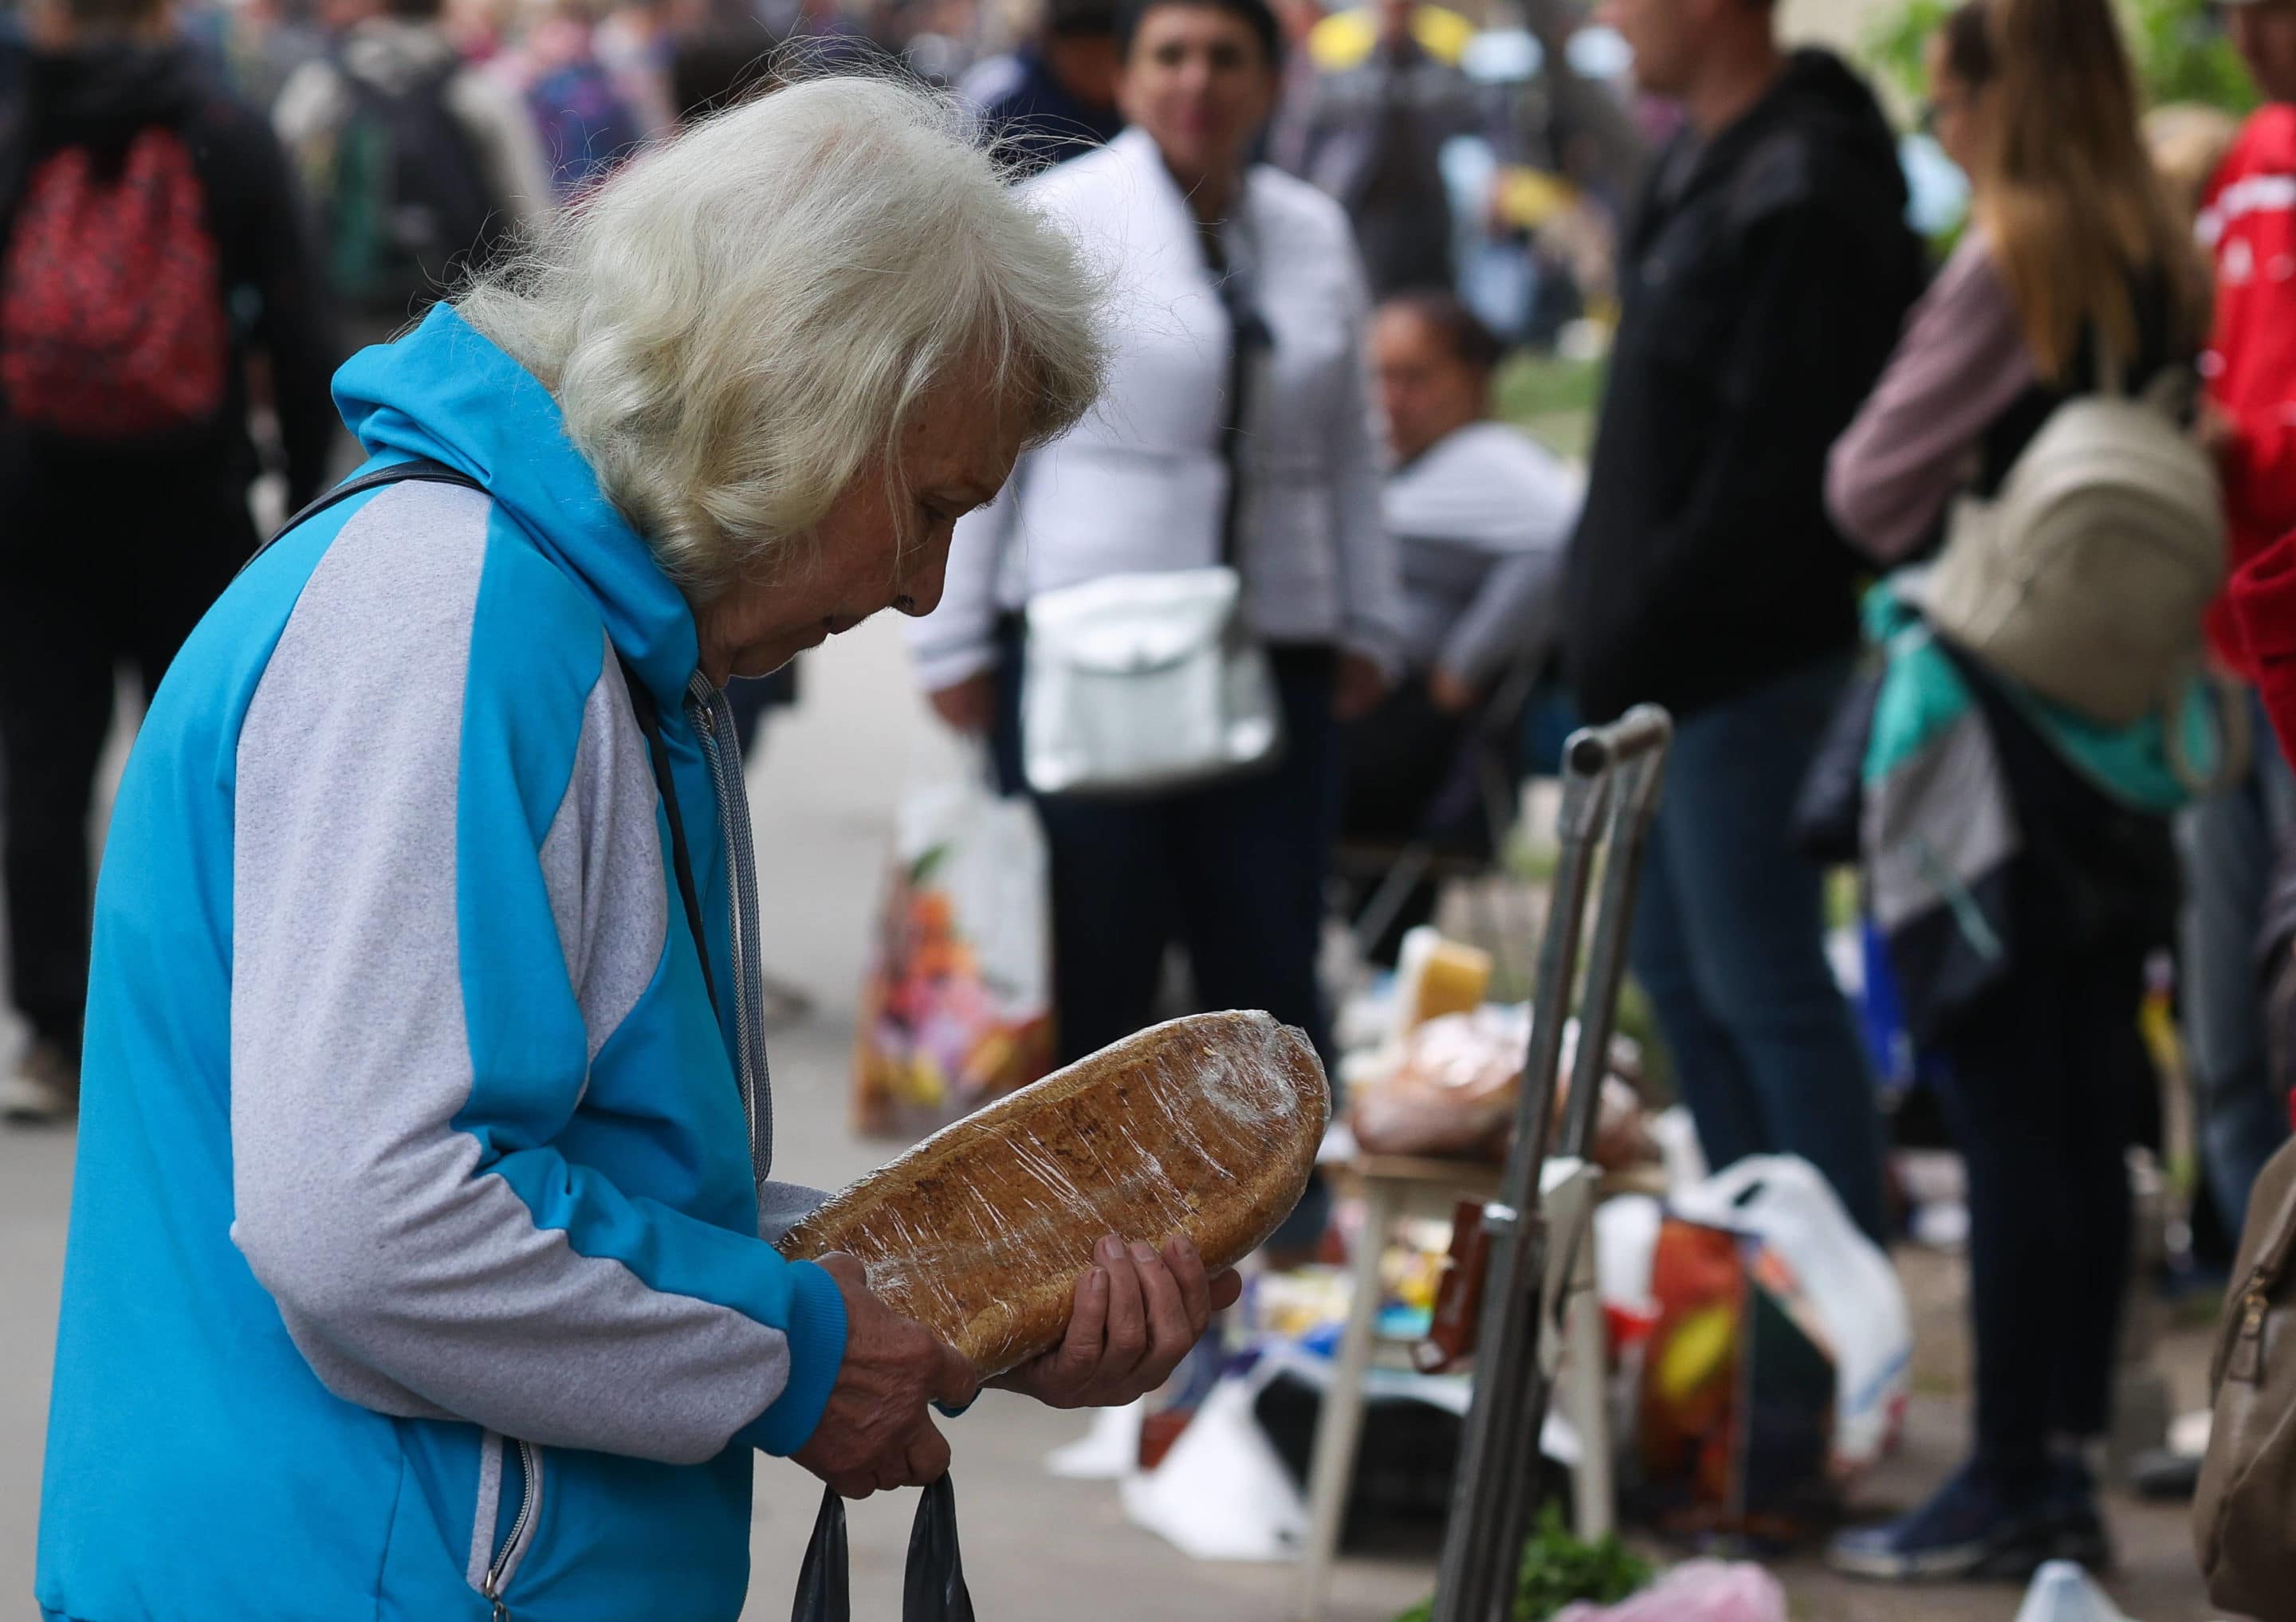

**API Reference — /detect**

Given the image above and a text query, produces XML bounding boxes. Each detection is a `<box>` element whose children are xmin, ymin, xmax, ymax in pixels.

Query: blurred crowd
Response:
<box><xmin>9</xmin><ymin>0</ymin><xmax>2296</xmax><ymax>1588</ymax></box>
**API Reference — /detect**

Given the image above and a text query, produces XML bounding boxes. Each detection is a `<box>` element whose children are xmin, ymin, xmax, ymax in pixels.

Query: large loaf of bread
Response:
<box><xmin>777</xmin><ymin>1010</ymin><xmax>1330</xmax><ymax>1376</ymax></box>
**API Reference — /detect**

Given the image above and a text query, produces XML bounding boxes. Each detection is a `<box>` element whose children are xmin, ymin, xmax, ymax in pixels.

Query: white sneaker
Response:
<box><xmin>0</xmin><ymin>1042</ymin><xmax>78</xmax><ymax>1125</ymax></box>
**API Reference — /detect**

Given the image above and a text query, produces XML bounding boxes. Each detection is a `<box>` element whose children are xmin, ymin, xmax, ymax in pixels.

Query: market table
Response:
<box><xmin>1291</xmin><ymin>1152</ymin><xmax>1614</xmax><ymax>1622</ymax></box>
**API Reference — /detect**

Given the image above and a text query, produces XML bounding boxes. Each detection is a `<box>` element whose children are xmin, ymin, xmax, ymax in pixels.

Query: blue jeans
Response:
<box><xmin>2176</xmin><ymin>689</ymin><xmax>2296</xmax><ymax>1234</ymax></box>
<box><xmin>1630</xmin><ymin>656</ymin><xmax>1889</xmax><ymax>1243</ymax></box>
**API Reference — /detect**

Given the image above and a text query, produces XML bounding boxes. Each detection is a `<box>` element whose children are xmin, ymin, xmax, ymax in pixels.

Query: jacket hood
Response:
<box><xmin>1707</xmin><ymin>48</ymin><xmax>1908</xmax><ymax>221</ymax></box>
<box><xmin>333</xmin><ymin>305</ymin><xmax>701</xmax><ymax>704</ymax></box>
<box><xmin>26</xmin><ymin>42</ymin><xmax>203</xmax><ymax>155</ymax></box>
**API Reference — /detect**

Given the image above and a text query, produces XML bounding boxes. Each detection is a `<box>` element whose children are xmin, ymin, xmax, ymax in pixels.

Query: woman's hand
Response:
<box><xmin>928</xmin><ymin>674</ymin><xmax>997</xmax><ymax>735</ymax></box>
<box><xmin>793</xmin><ymin>1252</ymin><xmax>978</xmax><ymax>1499</ymax></box>
<box><xmin>1334</xmin><ymin>652</ymin><xmax>1390</xmax><ymax>722</ymax></box>
<box><xmin>1428</xmin><ymin>666</ymin><xmax>1479</xmax><ymax>714</ymax></box>
<box><xmin>991</xmin><ymin>1235</ymin><xmax>1244</xmax><ymax>1410</ymax></box>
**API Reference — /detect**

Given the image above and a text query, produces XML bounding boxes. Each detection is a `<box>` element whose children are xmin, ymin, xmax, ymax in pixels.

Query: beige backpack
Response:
<box><xmin>2196</xmin><ymin>1135</ymin><xmax>2296</xmax><ymax>1619</ymax></box>
<box><xmin>1909</xmin><ymin>363</ymin><xmax>2225</xmax><ymax>729</ymax></box>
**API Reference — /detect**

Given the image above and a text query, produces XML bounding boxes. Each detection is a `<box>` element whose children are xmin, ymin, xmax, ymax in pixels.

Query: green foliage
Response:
<box><xmin>1494</xmin><ymin>353</ymin><xmax>1605</xmax><ymax>461</ymax></box>
<box><xmin>1864</xmin><ymin>0</ymin><xmax>2259</xmax><ymax>114</ymax></box>
<box><xmin>1866</xmin><ymin>0</ymin><xmax>1954</xmax><ymax>106</ymax></box>
<box><xmin>1494</xmin><ymin>354</ymin><xmax>1605</xmax><ymax>422</ymax></box>
<box><xmin>2125</xmin><ymin>0</ymin><xmax>2260</xmax><ymax>113</ymax></box>
<box><xmin>1392</xmin><ymin>1505</ymin><xmax>1654</xmax><ymax>1622</ymax></box>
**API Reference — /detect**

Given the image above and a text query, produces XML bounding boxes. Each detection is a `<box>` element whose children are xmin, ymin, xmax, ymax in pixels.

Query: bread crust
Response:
<box><xmin>777</xmin><ymin>1011</ymin><xmax>1330</xmax><ymax>1375</ymax></box>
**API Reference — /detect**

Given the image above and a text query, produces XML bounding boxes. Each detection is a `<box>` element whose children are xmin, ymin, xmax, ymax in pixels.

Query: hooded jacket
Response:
<box><xmin>1562</xmin><ymin>49</ymin><xmax>1926</xmax><ymax>724</ymax></box>
<box><xmin>35</xmin><ymin>305</ymin><xmax>847</xmax><ymax>1622</ymax></box>
<box><xmin>0</xmin><ymin>40</ymin><xmax>337</xmax><ymax>510</ymax></box>
<box><xmin>2201</xmin><ymin>104</ymin><xmax>2296</xmax><ymax>678</ymax></box>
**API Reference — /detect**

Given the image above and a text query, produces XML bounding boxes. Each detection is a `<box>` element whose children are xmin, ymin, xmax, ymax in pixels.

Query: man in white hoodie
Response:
<box><xmin>275</xmin><ymin>0</ymin><xmax>551</xmax><ymax>332</ymax></box>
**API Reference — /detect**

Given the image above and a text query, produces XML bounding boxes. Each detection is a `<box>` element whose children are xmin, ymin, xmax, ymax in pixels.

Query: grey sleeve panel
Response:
<box><xmin>230</xmin><ymin>482</ymin><xmax>791</xmax><ymax>1466</ymax></box>
<box><xmin>757</xmin><ymin>1181</ymin><xmax>831</xmax><ymax>1246</ymax></box>
<box><xmin>537</xmin><ymin>645</ymin><xmax>668</xmax><ymax>1067</ymax></box>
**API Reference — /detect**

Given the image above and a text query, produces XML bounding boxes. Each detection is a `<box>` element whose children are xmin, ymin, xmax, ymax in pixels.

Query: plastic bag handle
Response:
<box><xmin>791</xmin><ymin>1475</ymin><xmax>974</xmax><ymax>1622</ymax></box>
<box><xmin>904</xmin><ymin>1474</ymin><xmax>976</xmax><ymax>1622</ymax></box>
<box><xmin>790</xmin><ymin>1483</ymin><xmax>851</xmax><ymax>1622</ymax></box>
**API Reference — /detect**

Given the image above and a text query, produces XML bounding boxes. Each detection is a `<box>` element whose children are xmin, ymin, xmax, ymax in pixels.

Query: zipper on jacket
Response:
<box><xmin>687</xmin><ymin>674</ymin><xmax>774</xmax><ymax>1184</ymax></box>
<box><xmin>480</xmin><ymin>1438</ymin><xmax>542</xmax><ymax>1622</ymax></box>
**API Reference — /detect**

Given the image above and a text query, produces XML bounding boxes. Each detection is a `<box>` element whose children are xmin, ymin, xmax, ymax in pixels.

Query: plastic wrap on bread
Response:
<box><xmin>776</xmin><ymin>1010</ymin><xmax>1331</xmax><ymax>1376</ymax></box>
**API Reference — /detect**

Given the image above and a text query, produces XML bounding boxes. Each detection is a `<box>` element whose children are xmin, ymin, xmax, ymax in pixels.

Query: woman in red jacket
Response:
<box><xmin>2185</xmin><ymin>0</ymin><xmax>2296</xmax><ymax>1244</ymax></box>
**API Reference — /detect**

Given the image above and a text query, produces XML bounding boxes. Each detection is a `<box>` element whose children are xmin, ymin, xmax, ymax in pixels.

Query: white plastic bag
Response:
<box><xmin>853</xmin><ymin>753</ymin><xmax>1053</xmax><ymax>1137</ymax></box>
<box><xmin>1119</xmin><ymin>1366</ymin><xmax>1307</xmax><ymax>1560</ymax></box>
<box><xmin>2012</xmin><ymin>1561</ymin><xmax>2134</xmax><ymax>1622</ymax></box>
<box><xmin>1669</xmin><ymin>1155</ymin><xmax>1912</xmax><ymax>1471</ymax></box>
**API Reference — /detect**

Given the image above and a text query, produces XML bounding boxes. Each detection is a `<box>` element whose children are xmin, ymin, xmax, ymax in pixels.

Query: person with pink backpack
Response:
<box><xmin>0</xmin><ymin>0</ymin><xmax>337</xmax><ymax>1122</ymax></box>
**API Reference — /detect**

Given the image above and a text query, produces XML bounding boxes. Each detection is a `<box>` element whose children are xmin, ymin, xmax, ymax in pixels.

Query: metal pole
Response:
<box><xmin>1429</xmin><ymin>765</ymin><xmax>1605</xmax><ymax>1622</ymax></box>
<box><xmin>1555</xmin><ymin>712</ymin><xmax>1673</xmax><ymax>1164</ymax></box>
<box><xmin>1426</xmin><ymin>706</ymin><xmax>1673</xmax><ymax>1622</ymax></box>
<box><xmin>1485</xmin><ymin>711</ymin><xmax>1672</xmax><ymax>1603</ymax></box>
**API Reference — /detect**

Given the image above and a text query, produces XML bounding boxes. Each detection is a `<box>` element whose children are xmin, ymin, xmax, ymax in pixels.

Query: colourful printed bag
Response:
<box><xmin>853</xmin><ymin>756</ymin><xmax>1054</xmax><ymax>1138</ymax></box>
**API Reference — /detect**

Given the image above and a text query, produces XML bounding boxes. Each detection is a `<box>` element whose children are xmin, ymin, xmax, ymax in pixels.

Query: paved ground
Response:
<box><xmin>0</xmin><ymin>617</ymin><xmax>2232</xmax><ymax>1620</ymax></box>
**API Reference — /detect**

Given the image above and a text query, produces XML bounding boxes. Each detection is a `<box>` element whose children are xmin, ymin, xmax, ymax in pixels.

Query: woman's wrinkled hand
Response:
<box><xmin>991</xmin><ymin>1235</ymin><xmax>1244</xmax><ymax>1410</ymax></box>
<box><xmin>793</xmin><ymin>1252</ymin><xmax>978</xmax><ymax>1499</ymax></box>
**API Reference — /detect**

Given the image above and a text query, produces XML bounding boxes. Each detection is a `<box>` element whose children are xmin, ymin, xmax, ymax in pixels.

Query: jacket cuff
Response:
<box><xmin>737</xmin><ymin>1260</ymin><xmax>848</xmax><ymax>1456</ymax></box>
<box><xmin>1341</xmin><ymin>621</ymin><xmax>1406</xmax><ymax>683</ymax></box>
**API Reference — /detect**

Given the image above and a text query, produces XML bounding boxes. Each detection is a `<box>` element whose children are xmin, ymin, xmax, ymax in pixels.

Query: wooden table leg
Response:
<box><xmin>1293</xmin><ymin>1176</ymin><xmax>1399</xmax><ymax>1621</ymax></box>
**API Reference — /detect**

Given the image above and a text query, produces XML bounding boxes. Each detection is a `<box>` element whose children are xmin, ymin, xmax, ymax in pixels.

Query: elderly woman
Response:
<box><xmin>35</xmin><ymin>79</ymin><xmax>1236</xmax><ymax>1622</ymax></box>
<box><xmin>909</xmin><ymin>0</ymin><xmax>1403</xmax><ymax>1109</ymax></box>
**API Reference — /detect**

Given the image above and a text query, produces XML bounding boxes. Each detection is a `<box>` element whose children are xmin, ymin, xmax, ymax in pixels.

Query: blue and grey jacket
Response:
<box><xmin>36</xmin><ymin>305</ymin><xmax>849</xmax><ymax>1622</ymax></box>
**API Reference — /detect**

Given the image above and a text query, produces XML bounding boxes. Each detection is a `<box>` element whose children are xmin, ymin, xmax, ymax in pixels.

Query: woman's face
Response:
<box><xmin>1924</xmin><ymin>34</ymin><xmax>1988</xmax><ymax>179</ymax></box>
<box><xmin>1117</xmin><ymin>4</ymin><xmax>1280</xmax><ymax>193</ymax></box>
<box><xmin>1373</xmin><ymin>308</ymin><xmax>1488</xmax><ymax>465</ymax></box>
<box><xmin>692</xmin><ymin>379</ymin><xmax>1026</xmax><ymax>685</ymax></box>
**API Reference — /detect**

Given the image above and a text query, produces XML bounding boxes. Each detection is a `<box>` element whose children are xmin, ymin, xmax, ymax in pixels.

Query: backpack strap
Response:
<box><xmin>271</xmin><ymin>457</ymin><xmax>476</xmax><ymax>536</ymax></box>
<box><xmin>254</xmin><ymin>458</ymin><xmax>720</xmax><ymax>1018</ymax></box>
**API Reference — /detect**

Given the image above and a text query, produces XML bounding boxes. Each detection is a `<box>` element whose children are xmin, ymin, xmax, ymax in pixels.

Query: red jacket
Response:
<box><xmin>2206</xmin><ymin>104</ymin><xmax>2296</xmax><ymax>680</ymax></box>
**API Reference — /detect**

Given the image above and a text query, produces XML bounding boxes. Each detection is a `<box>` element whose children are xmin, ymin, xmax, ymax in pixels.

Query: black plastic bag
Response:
<box><xmin>792</xmin><ymin>1475</ymin><xmax>973</xmax><ymax>1622</ymax></box>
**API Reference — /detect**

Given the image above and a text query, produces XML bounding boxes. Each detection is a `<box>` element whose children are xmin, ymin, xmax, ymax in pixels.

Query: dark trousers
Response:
<box><xmin>1008</xmin><ymin>645</ymin><xmax>1341</xmax><ymax>1070</ymax></box>
<box><xmin>1932</xmin><ymin>941</ymin><xmax>2149</xmax><ymax>1478</ymax></box>
<box><xmin>0</xmin><ymin>474</ymin><xmax>251</xmax><ymax>1053</ymax></box>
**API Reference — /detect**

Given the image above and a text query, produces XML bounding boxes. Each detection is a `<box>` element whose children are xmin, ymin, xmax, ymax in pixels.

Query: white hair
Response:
<box><xmin>454</xmin><ymin>75</ymin><xmax>1106</xmax><ymax>595</ymax></box>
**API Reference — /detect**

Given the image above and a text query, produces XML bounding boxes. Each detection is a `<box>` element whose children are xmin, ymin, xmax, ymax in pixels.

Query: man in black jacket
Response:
<box><xmin>1563</xmin><ymin>0</ymin><xmax>1924</xmax><ymax>1241</ymax></box>
<box><xmin>0</xmin><ymin>0</ymin><xmax>337</xmax><ymax>1122</ymax></box>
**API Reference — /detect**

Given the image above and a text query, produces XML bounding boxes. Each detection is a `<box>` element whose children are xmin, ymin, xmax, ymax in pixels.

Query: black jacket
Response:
<box><xmin>1563</xmin><ymin>50</ymin><xmax>1925</xmax><ymax>724</ymax></box>
<box><xmin>0</xmin><ymin>41</ymin><xmax>339</xmax><ymax>516</ymax></box>
<box><xmin>977</xmin><ymin>48</ymin><xmax>1125</xmax><ymax>176</ymax></box>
